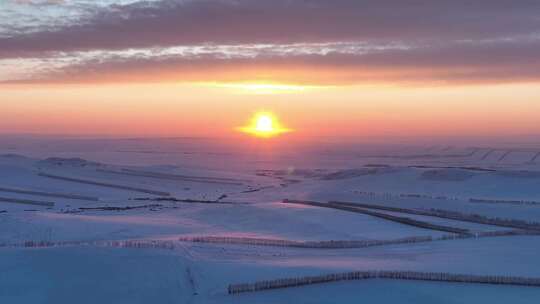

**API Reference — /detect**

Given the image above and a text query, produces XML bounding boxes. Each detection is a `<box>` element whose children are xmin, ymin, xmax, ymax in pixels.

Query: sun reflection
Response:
<box><xmin>237</xmin><ymin>112</ymin><xmax>291</xmax><ymax>138</ymax></box>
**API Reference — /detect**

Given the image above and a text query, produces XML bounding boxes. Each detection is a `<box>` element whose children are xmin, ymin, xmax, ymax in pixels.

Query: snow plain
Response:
<box><xmin>1</xmin><ymin>136</ymin><xmax>540</xmax><ymax>303</ymax></box>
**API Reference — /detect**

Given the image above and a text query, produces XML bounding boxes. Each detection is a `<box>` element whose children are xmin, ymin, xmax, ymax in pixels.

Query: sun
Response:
<box><xmin>238</xmin><ymin>112</ymin><xmax>291</xmax><ymax>138</ymax></box>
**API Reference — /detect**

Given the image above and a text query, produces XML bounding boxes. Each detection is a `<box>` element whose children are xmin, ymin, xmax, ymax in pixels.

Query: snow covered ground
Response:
<box><xmin>1</xmin><ymin>136</ymin><xmax>540</xmax><ymax>303</ymax></box>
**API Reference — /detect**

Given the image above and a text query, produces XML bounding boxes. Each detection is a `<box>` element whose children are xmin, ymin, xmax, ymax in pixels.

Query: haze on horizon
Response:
<box><xmin>1</xmin><ymin>0</ymin><xmax>540</xmax><ymax>139</ymax></box>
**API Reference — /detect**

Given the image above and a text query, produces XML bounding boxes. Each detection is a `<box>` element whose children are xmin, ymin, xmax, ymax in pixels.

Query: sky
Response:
<box><xmin>1</xmin><ymin>0</ymin><xmax>540</xmax><ymax>139</ymax></box>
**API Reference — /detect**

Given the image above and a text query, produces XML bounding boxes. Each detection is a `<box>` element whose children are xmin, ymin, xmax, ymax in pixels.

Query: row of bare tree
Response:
<box><xmin>428</xmin><ymin>208</ymin><xmax>540</xmax><ymax>231</ymax></box>
<box><xmin>229</xmin><ymin>270</ymin><xmax>540</xmax><ymax>294</ymax></box>
<box><xmin>181</xmin><ymin>228</ymin><xmax>538</xmax><ymax>250</ymax></box>
<box><xmin>284</xmin><ymin>200</ymin><xmax>470</xmax><ymax>234</ymax></box>
<box><xmin>354</xmin><ymin>190</ymin><xmax>459</xmax><ymax>201</ymax></box>
<box><xmin>179</xmin><ymin>235</ymin><xmax>433</xmax><ymax>249</ymax></box>
<box><xmin>353</xmin><ymin>190</ymin><xmax>540</xmax><ymax>207</ymax></box>
<box><xmin>469</xmin><ymin>198</ymin><xmax>540</xmax><ymax>206</ymax></box>
<box><xmin>284</xmin><ymin>199</ymin><xmax>540</xmax><ymax>232</ymax></box>
<box><xmin>7</xmin><ymin>228</ymin><xmax>536</xmax><ymax>252</ymax></box>
<box><xmin>0</xmin><ymin>239</ymin><xmax>175</xmax><ymax>250</ymax></box>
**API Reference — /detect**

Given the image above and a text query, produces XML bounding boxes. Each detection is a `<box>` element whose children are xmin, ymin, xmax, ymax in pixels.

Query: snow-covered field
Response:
<box><xmin>1</xmin><ymin>136</ymin><xmax>540</xmax><ymax>303</ymax></box>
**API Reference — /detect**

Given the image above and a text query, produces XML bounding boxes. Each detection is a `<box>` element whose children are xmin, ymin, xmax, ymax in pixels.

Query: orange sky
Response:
<box><xmin>1</xmin><ymin>82</ymin><xmax>540</xmax><ymax>139</ymax></box>
<box><xmin>2</xmin><ymin>1</ymin><xmax>540</xmax><ymax>140</ymax></box>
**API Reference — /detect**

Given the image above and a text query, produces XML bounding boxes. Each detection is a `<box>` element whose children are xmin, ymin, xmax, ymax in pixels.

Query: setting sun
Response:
<box><xmin>238</xmin><ymin>112</ymin><xmax>291</xmax><ymax>138</ymax></box>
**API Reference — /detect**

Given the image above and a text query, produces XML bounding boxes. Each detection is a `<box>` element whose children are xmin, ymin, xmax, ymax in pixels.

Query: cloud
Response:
<box><xmin>1</xmin><ymin>0</ymin><xmax>540</xmax><ymax>57</ymax></box>
<box><xmin>5</xmin><ymin>38</ymin><xmax>540</xmax><ymax>85</ymax></box>
<box><xmin>2</xmin><ymin>0</ymin><xmax>540</xmax><ymax>85</ymax></box>
<box><xmin>13</xmin><ymin>0</ymin><xmax>65</xmax><ymax>5</ymax></box>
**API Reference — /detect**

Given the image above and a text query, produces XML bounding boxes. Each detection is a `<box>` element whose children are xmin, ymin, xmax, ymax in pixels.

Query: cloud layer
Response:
<box><xmin>2</xmin><ymin>0</ymin><xmax>540</xmax><ymax>84</ymax></box>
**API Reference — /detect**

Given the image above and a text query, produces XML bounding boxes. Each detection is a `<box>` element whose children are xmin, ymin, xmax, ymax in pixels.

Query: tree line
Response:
<box><xmin>229</xmin><ymin>270</ymin><xmax>540</xmax><ymax>294</ymax></box>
